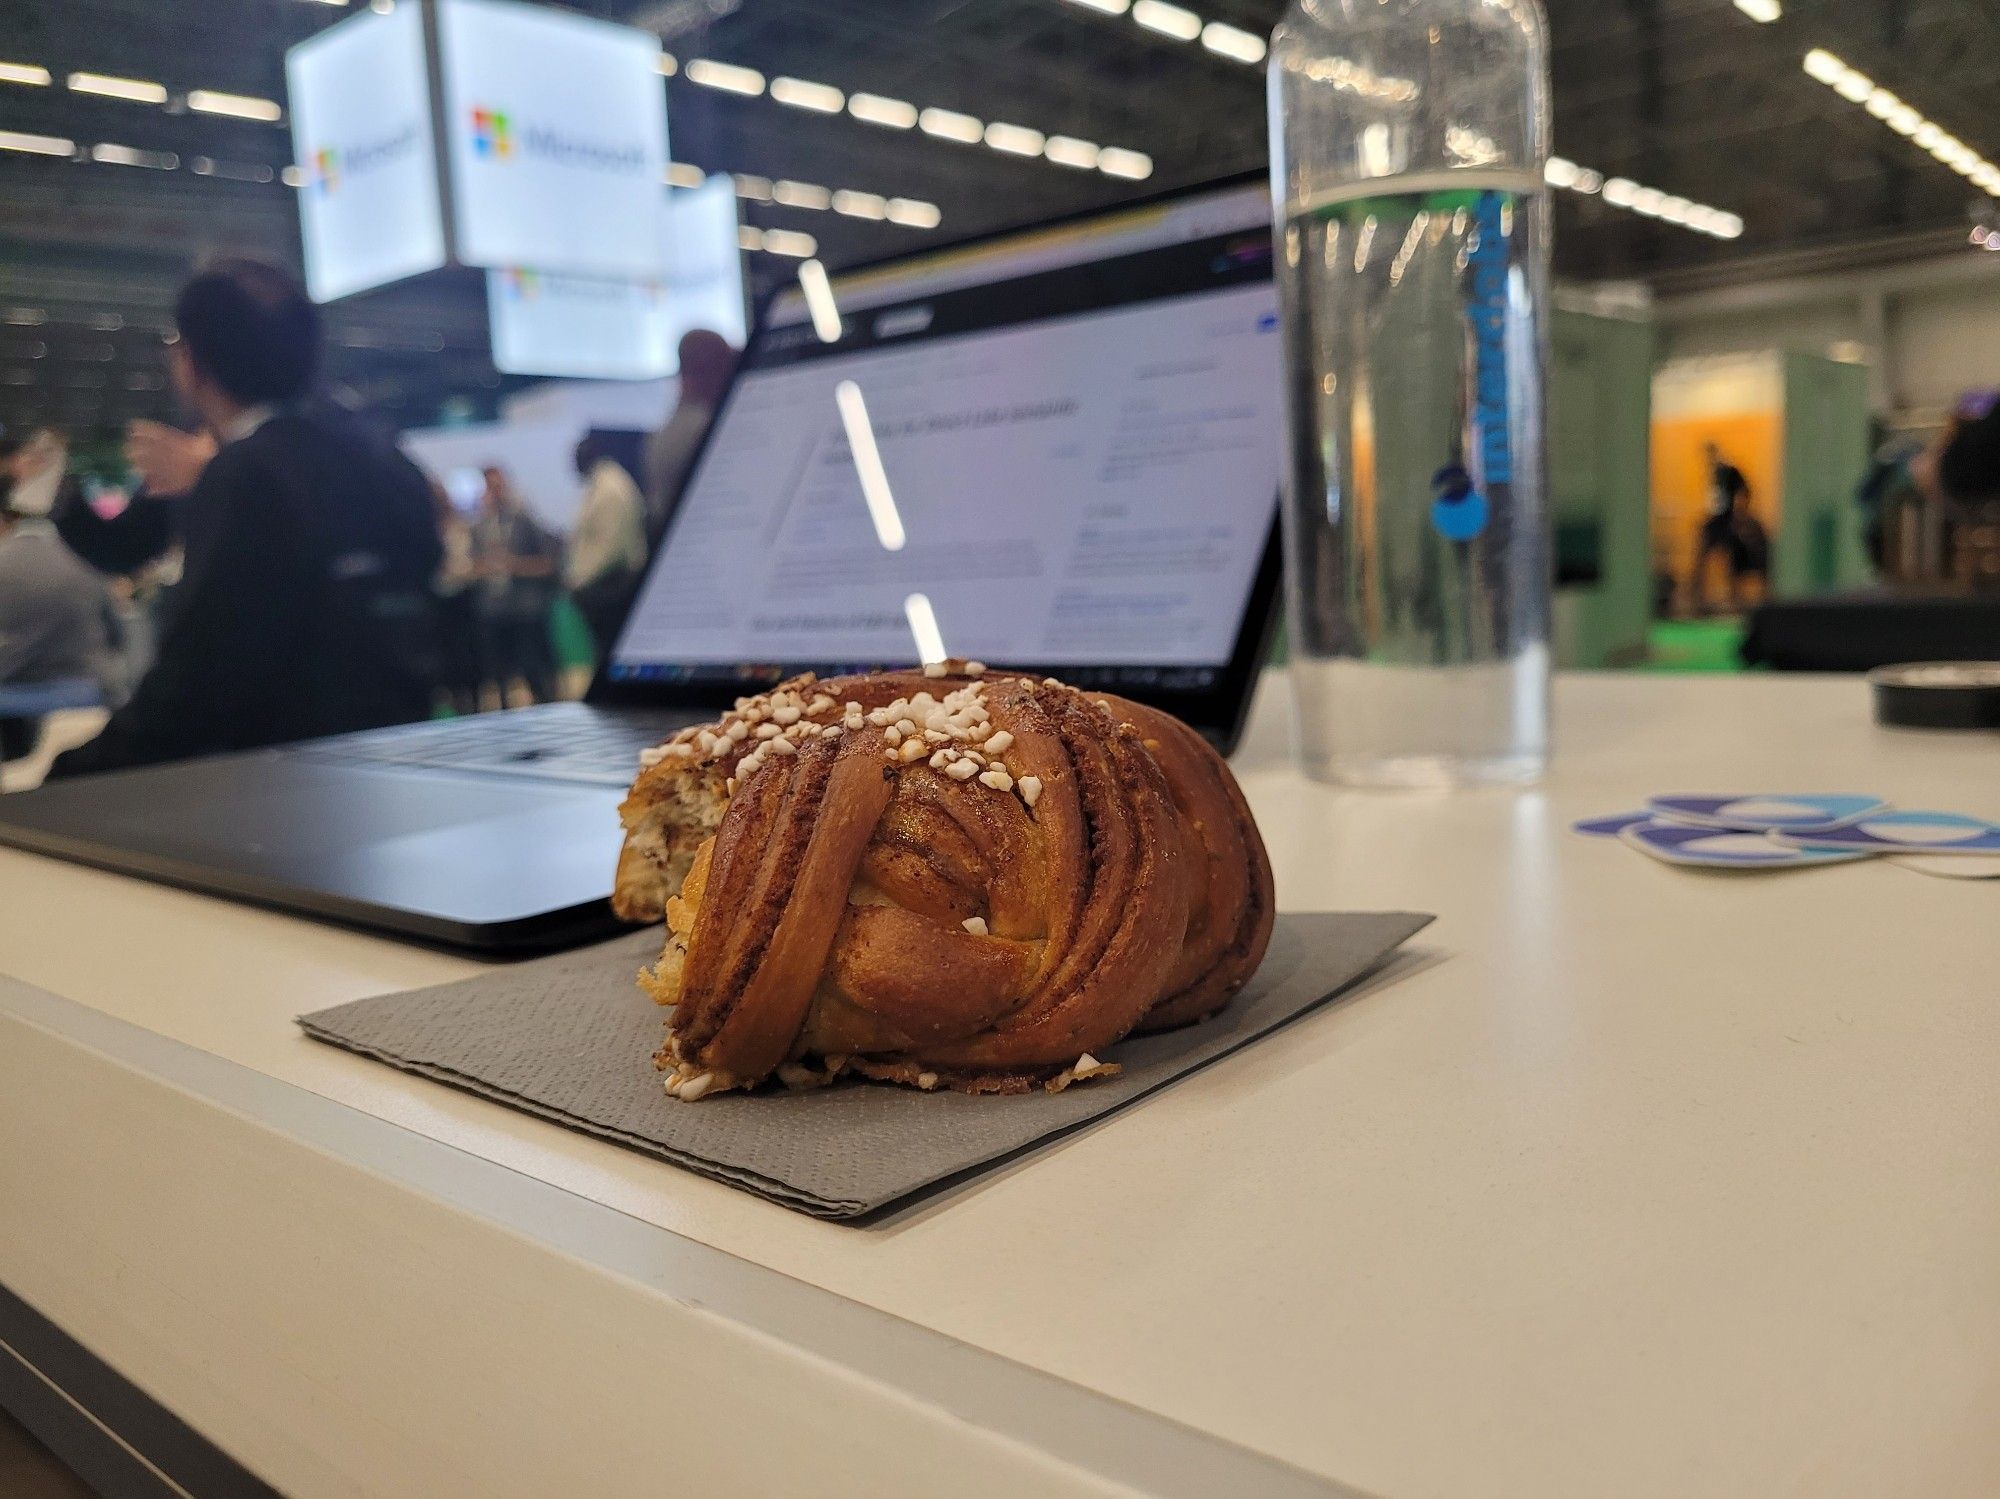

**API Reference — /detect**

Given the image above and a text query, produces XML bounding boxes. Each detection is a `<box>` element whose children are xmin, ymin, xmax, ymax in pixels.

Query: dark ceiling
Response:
<box><xmin>2</xmin><ymin>0</ymin><xmax>1997</xmax><ymax>439</ymax></box>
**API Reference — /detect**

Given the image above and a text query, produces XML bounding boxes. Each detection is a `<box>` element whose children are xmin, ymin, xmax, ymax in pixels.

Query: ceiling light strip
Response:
<box><xmin>187</xmin><ymin>89</ymin><xmax>283</xmax><ymax>122</ymax></box>
<box><xmin>697</xmin><ymin>165</ymin><xmax>937</xmax><ymax>229</ymax></box>
<box><xmin>1546</xmin><ymin>154</ymin><xmax>1743</xmax><ymax>237</ymax></box>
<box><xmin>67</xmin><ymin>71</ymin><xmax>168</xmax><ymax>103</ymax></box>
<box><xmin>13</xmin><ymin>43</ymin><xmax>1157</xmax><ymax>187</ymax></box>
<box><xmin>1061</xmin><ymin>0</ymin><xmax>1267</xmax><ymax>67</ymax></box>
<box><xmin>680</xmin><ymin>57</ymin><xmax>1153</xmax><ymax>181</ymax></box>
<box><xmin>0</xmin><ymin>128</ymin><xmax>74</xmax><ymax>156</ymax></box>
<box><xmin>1801</xmin><ymin>49</ymin><xmax>1998</xmax><ymax>201</ymax></box>
<box><xmin>685</xmin><ymin>58</ymin><xmax>764</xmax><ymax>96</ymax></box>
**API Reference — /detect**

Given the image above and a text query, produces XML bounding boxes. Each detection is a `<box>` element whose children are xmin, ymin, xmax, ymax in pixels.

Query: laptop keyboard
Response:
<box><xmin>300</xmin><ymin>707</ymin><xmax>689</xmax><ymax>788</ymax></box>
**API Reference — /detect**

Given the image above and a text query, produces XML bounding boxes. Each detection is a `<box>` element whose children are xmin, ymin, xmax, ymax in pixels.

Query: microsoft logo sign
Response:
<box><xmin>298</xmin><ymin>124</ymin><xmax>421</xmax><ymax>194</ymax></box>
<box><xmin>467</xmin><ymin>104</ymin><xmax>645</xmax><ymax>175</ymax></box>
<box><xmin>307</xmin><ymin>146</ymin><xmax>340</xmax><ymax>193</ymax></box>
<box><xmin>470</xmin><ymin>106</ymin><xmax>512</xmax><ymax>159</ymax></box>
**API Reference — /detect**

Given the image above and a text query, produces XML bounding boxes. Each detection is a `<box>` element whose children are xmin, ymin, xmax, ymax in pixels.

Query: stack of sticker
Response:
<box><xmin>1573</xmin><ymin>795</ymin><xmax>2000</xmax><ymax>878</ymax></box>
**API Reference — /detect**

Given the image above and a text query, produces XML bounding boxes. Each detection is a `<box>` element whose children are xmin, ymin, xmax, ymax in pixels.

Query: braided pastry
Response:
<box><xmin>615</xmin><ymin>664</ymin><xmax>1273</xmax><ymax>1098</ymax></box>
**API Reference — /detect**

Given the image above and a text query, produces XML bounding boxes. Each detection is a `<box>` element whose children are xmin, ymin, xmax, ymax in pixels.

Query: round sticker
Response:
<box><xmin>1430</xmin><ymin>463</ymin><xmax>1489</xmax><ymax>542</ymax></box>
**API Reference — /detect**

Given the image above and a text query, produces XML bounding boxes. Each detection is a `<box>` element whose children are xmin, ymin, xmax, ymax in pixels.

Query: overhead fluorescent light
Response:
<box><xmin>737</xmin><ymin>225</ymin><xmax>764</xmax><ymax>250</ymax></box>
<box><xmin>1580</xmin><ymin>169</ymin><xmax>1740</xmax><ymax>236</ymax></box>
<box><xmin>761</xmin><ymin>228</ymin><xmax>818</xmax><ymax>258</ymax></box>
<box><xmin>1201</xmin><ymin>22</ymin><xmax>1267</xmax><ymax>64</ymax></box>
<box><xmin>191</xmin><ymin>156</ymin><xmax>277</xmax><ymax>183</ymax></box>
<box><xmin>1061</xmin><ymin>0</ymin><xmax>1131</xmax><ymax>13</ymax></box>
<box><xmin>657</xmin><ymin>54</ymin><xmax>678</xmax><ymax>76</ymax></box>
<box><xmin>1133</xmin><ymin>0</ymin><xmax>1201</xmax><ymax>41</ymax></box>
<box><xmin>849</xmin><ymin>93</ymin><xmax>918</xmax><ymax>129</ymax></box>
<box><xmin>187</xmin><ymin>89</ymin><xmax>283</xmax><ymax>122</ymax></box>
<box><xmin>770</xmin><ymin>76</ymin><xmax>843</xmax><ymax>113</ymax></box>
<box><xmin>732</xmin><ymin>173</ymin><xmax>773</xmax><ymax>201</ymax></box>
<box><xmin>1097</xmin><ymin>146</ymin><xmax>1153</xmax><ymax>179</ymax></box>
<box><xmin>1732</xmin><ymin>0</ymin><xmax>1780</xmax><ymax>21</ymax></box>
<box><xmin>1044</xmin><ymin>135</ymin><xmax>1101</xmax><ymax>169</ymax></box>
<box><xmin>664</xmin><ymin>161</ymin><xmax>707</xmax><ymax>188</ymax></box>
<box><xmin>885</xmin><ymin>197</ymin><xmax>941</xmax><ymax>228</ymax></box>
<box><xmin>0</xmin><ymin>62</ymin><xmax>52</xmax><ymax>87</ymax></box>
<box><xmin>832</xmin><ymin>188</ymin><xmax>887</xmax><ymax>220</ymax></box>
<box><xmin>1800</xmin><ymin>51</ymin><xmax>1999</xmax><ymax>200</ymax></box>
<box><xmin>281</xmin><ymin>163</ymin><xmax>305</xmax><ymax>187</ymax></box>
<box><xmin>685</xmin><ymin>59</ymin><xmax>764</xmax><ymax>96</ymax></box>
<box><xmin>772</xmin><ymin>178</ymin><xmax>832</xmax><ymax>209</ymax></box>
<box><xmin>3</xmin><ymin>308</ymin><xmax>47</xmax><ymax>325</ymax></box>
<box><xmin>918</xmin><ymin>107</ymin><xmax>983</xmax><ymax>143</ymax></box>
<box><xmin>0</xmin><ymin>129</ymin><xmax>74</xmax><ymax>156</ymax></box>
<box><xmin>67</xmin><ymin>71</ymin><xmax>168</xmax><ymax>104</ymax></box>
<box><xmin>985</xmin><ymin>121</ymin><xmax>1046</xmax><ymax>156</ymax></box>
<box><xmin>91</xmin><ymin>142</ymin><xmax>178</xmax><ymax>169</ymax></box>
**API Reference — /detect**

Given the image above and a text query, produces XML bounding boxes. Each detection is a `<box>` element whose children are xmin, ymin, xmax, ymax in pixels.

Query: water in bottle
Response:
<box><xmin>1269</xmin><ymin>0</ymin><xmax>1552</xmax><ymax>787</ymax></box>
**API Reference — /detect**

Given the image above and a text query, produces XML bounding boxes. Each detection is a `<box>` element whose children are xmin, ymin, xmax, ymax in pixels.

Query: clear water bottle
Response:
<box><xmin>1269</xmin><ymin>0</ymin><xmax>1552</xmax><ymax>787</ymax></box>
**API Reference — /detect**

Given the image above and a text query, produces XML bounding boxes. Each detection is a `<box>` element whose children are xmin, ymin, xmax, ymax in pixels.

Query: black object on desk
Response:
<box><xmin>1741</xmin><ymin>589</ymin><xmax>2000</xmax><ymax>672</ymax></box>
<box><xmin>1870</xmin><ymin>662</ymin><xmax>2000</xmax><ymax>729</ymax></box>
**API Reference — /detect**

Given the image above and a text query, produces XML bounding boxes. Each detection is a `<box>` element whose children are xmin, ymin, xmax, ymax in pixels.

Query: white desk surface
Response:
<box><xmin>3</xmin><ymin>672</ymin><xmax>1997</xmax><ymax>1498</ymax></box>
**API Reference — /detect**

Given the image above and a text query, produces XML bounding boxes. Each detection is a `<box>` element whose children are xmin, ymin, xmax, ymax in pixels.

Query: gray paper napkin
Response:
<box><xmin>298</xmin><ymin>910</ymin><xmax>1432</xmax><ymax>1220</ymax></box>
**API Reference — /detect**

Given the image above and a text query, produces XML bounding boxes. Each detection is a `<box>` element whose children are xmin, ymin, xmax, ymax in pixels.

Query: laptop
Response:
<box><xmin>0</xmin><ymin>174</ymin><xmax>1284</xmax><ymax>952</ymax></box>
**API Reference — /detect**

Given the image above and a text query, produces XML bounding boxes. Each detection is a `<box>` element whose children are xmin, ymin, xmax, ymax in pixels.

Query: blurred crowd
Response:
<box><xmin>0</xmin><ymin>256</ymin><xmax>732</xmax><ymax>781</ymax></box>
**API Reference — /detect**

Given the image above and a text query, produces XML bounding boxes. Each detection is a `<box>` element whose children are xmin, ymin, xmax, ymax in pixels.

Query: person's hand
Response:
<box><xmin>123</xmin><ymin>421</ymin><xmax>217</xmax><ymax>498</ymax></box>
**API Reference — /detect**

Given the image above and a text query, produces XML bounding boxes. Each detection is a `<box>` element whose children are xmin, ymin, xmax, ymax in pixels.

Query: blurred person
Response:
<box><xmin>1936</xmin><ymin>391</ymin><xmax>2000</xmax><ymax>502</ymax></box>
<box><xmin>3</xmin><ymin>425</ymin><xmax>78</xmax><ymax>518</ymax></box>
<box><xmin>471</xmin><ymin>465</ymin><xmax>560</xmax><ymax>705</ymax></box>
<box><xmin>0</xmin><ymin>484</ymin><xmax>118</xmax><ymax>763</ymax></box>
<box><xmin>643</xmin><ymin>329</ymin><xmax>738</xmax><ymax>531</ymax></box>
<box><xmin>1932</xmin><ymin>391</ymin><xmax>2000</xmax><ymax>588</ymax></box>
<box><xmin>1691</xmin><ymin>441</ymin><xmax>1755</xmax><ymax>612</ymax></box>
<box><xmin>2</xmin><ymin>425</ymin><xmax>76</xmax><ymax>519</ymax></box>
<box><xmin>564</xmin><ymin>433</ymin><xmax>647</xmax><ymax>657</ymax></box>
<box><xmin>1856</xmin><ymin>422</ymin><xmax>1926</xmax><ymax>573</ymax></box>
<box><xmin>429</xmin><ymin>478</ymin><xmax>483</xmax><ymax>715</ymax></box>
<box><xmin>47</xmin><ymin>256</ymin><xmax>442</xmax><ymax>779</ymax></box>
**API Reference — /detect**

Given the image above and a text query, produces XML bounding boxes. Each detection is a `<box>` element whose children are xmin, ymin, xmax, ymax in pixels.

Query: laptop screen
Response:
<box><xmin>606</xmin><ymin>177</ymin><xmax>1280</xmax><ymax>701</ymax></box>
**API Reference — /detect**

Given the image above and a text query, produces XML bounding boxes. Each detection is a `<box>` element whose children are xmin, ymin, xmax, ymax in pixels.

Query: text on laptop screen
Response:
<box><xmin>609</xmin><ymin>181</ymin><xmax>1279</xmax><ymax>691</ymax></box>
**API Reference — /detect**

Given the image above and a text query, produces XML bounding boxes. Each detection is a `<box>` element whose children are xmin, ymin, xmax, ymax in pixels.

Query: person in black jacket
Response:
<box><xmin>49</xmin><ymin>257</ymin><xmax>441</xmax><ymax>779</ymax></box>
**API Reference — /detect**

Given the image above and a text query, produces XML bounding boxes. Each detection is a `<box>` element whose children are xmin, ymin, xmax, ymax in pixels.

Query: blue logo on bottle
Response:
<box><xmin>1430</xmin><ymin>463</ymin><xmax>1489</xmax><ymax>541</ymax></box>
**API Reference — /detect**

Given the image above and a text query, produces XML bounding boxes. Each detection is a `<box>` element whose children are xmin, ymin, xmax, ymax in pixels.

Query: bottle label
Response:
<box><xmin>1467</xmin><ymin>191</ymin><xmax>1513</xmax><ymax>491</ymax></box>
<box><xmin>1303</xmin><ymin>182</ymin><xmax>1531</xmax><ymax>548</ymax></box>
